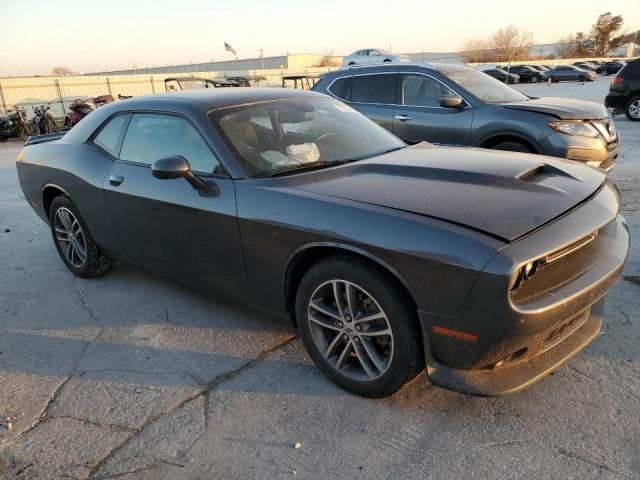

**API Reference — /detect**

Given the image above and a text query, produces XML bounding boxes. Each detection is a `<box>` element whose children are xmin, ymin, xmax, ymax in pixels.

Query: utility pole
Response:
<box><xmin>258</xmin><ymin>49</ymin><xmax>265</xmax><ymax>70</ymax></box>
<box><xmin>132</xmin><ymin>63</ymin><xmax>137</xmax><ymax>75</ymax></box>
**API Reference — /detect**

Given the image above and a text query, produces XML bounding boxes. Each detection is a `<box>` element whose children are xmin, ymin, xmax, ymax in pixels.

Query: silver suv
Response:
<box><xmin>312</xmin><ymin>63</ymin><xmax>618</xmax><ymax>171</ymax></box>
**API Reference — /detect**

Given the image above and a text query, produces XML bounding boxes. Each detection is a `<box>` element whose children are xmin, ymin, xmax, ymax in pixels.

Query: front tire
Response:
<box><xmin>491</xmin><ymin>141</ymin><xmax>532</xmax><ymax>153</ymax></box>
<box><xmin>49</xmin><ymin>196</ymin><xmax>112</xmax><ymax>278</ymax></box>
<box><xmin>295</xmin><ymin>255</ymin><xmax>423</xmax><ymax>398</ymax></box>
<box><xmin>20</xmin><ymin>124</ymin><xmax>39</xmax><ymax>141</ymax></box>
<box><xmin>625</xmin><ymin>96</ymin><xmax>640</xmax><ymax>122</ymax></box>
<box><xmin>531</xmin><ymin>76</ymin><xmax>539</xmax><ymax>83</ymax></box>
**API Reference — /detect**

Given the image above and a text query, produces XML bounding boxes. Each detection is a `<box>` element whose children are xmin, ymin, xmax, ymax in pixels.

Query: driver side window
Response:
<box><xmin>119</xmin><ymin>113</ymin><xmax>221</xmax><ymax>174</ymax></box>
<box><xmin>402</xmin><ymin>74</ymin><xmax>454</xmax><ymax>107</ymax></box>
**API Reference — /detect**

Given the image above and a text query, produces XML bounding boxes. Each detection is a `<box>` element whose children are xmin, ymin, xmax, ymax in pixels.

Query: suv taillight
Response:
<box><xmin>611</xmin><ymin>76</ymin><xmax>624</xmax><ymax>88</ymax></box>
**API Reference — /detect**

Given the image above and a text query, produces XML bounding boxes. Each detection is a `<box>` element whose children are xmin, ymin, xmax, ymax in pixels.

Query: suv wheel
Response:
<box><xmin>295</xmin><ymin>256</ymin><xmax>424</xmax><ymax>398</ymax></box>
<box><xmin>490</xmin><ymin>141</ymin><xmax>532</xmax><ymax>153</ymax></box>
<box><xmin>625</xmin><ymin>96</ymin><xmax>640</xmax><ymax>122</ymax></box>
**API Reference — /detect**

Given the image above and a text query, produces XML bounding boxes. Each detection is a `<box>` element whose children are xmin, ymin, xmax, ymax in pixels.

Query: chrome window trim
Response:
<box><xmin>326</xmin><ymin>71</ymin><xmax>472</xmax><ymax>109</ymax></box>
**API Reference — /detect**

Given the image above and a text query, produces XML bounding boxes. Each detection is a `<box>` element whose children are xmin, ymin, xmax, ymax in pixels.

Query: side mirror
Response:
<box><xmin>439</xmin><ymin>95</ymin><xmax>464</xmax><ymax>108</ymax></box>
<box><xmin>151</xmin><ymin>155</ymin><xmax>204</xmax><ymax>189</ymax></box>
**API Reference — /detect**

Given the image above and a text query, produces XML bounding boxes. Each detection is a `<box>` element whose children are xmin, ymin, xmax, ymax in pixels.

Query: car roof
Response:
<box><xmin>115</xmin><ymin>88</ymin><xmax>328</xmax><ymax>111</ymax></box>
<box><xmin>332</xmin><ymin>62</ymin><xmax>470</xmax><ymax>74</ymax></box>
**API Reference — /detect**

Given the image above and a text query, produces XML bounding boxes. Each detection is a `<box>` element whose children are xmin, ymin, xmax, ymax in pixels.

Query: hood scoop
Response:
<box><xmin>516</xmin><ymin>164</ymin><xmax>576</xmax><ymax>184</ymax></box>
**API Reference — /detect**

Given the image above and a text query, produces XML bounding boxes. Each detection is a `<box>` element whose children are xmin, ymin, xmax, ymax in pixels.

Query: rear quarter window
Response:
<box><xmin>92</xmin><ymin>114</ymin><xmax>130</xmax><ymax>157</ymax></box>
<box><xmin>328</xmin><ymin>77</ymin><xmax>352</xmax><ymax>100</ymax></box>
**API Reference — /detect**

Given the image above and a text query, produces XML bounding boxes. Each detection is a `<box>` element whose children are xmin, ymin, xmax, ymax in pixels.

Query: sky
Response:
<box><xmin>1</xmin><ymin>0</ymin><xmax>639</xmax><ymax>76</ymax></box>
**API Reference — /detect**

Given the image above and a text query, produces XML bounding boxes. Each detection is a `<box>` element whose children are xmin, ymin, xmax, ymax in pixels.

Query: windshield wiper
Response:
<box><xmin>268</xmin><ymin>161</ymin><xmax>340</xmax><ymax>178</ymax></box>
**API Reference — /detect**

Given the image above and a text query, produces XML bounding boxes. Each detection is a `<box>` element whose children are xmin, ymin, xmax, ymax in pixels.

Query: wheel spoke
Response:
<box><xmin>359</xmin><ymin>337</ymin><xmax>387</xmax><ymax>373</ymax></box>
<box><xmin>58</xmin><ymin>209</ymin><xmax>72</xmax><ymax>230</ymax></box>
<box><xmin>75</xmin><ymin>239</ymin><xmax>87</xmax><ymax>262</ymax></box>
<box><xmin>309</xmin><ymin>300</ymin><xmax>342</xmax><ymax>322</ymax></box>
<box><xmin>324</xmin><ymin>332</ymin><xmax>343</xmax><ymax>360</ymax></box>
<box><xmin>334</xmin><ymin>340</ymin><xmax>352</xmax><ymax>370</ymax></box>
<box><xmin>309</xmin><ymin>311</ymin><xmax>341</xmax><ymax>331</ymax></box>
<box><xmin>352</xmin><ymin>341</ymin><xmax>377</xmax><ymax>379</ymax></box>
<box><xmin>358</xmin><ymin>326</ymin><xmax>392</xmax><ymax>337</ymax></box>
<box><xmin>354</xmin><ymin>311</ymin><xmax>386</xmax><ymax>324</ymax></box>
<box><xmin>331</xmin><ymin>281</ymin><xmax>346</xmax><ymax>319</ymax></box>
<box><xmin>345</xmin><ymin>283</ymin><xmax>359</xmax><ymax>320</ymax></box>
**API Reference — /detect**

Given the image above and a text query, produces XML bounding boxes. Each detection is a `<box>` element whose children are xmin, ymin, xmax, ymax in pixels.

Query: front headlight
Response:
<box><xmin>548</xmin><ymin>120</ymin><xmax>599</xmax><ymax>138</ymax></box>
<box><xmin>511</xmin><ymin>260</ymin><xmax>541</xmax><ymax>292</ymax></box>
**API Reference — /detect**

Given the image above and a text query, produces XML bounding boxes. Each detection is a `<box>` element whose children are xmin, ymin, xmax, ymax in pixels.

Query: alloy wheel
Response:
<box><xmin>307</xmin><ymin>280</ymin><xmax>394</xmax><ymax>381</ymax></box>
<box><xmin>54</xmin><ymin>207</ymin><xmax>87</xmax><ymax>267</ymax></box>
<box><xmin>629</xmin><ymin>100</ymin><xmax>640</xmax><ymax>119</ymax></box>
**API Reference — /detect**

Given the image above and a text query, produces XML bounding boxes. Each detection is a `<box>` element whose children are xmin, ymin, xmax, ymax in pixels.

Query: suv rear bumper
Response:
<box><xmin>605</xmin><ymin>91</ymin><xmax>626</xmax><ymax>113</ymax></box>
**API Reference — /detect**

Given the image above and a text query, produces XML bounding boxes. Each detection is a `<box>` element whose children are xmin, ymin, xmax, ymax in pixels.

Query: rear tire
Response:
<box><xmin>383</xmin><ymin>58</ymin><xmax>392</xmax><ymax>63</ymax></box>
<box><xmin>578</xmin><ymin>75</ymin><xmax>586</xmax><ymax>82</ymax></box>
<box><xmin>531</xmin><ymin>76</ymin><xmax>539</xmax><ymax>83</ymax></box>
<box><xmin>625</xmin><ymin>96</ymin><xmax>640</xmax><ymax>122</ymax></box>
<box><xmin>490</xmin><ymin>141</ymin><xmax>532</xmax><ymax>153</ymax></box>
<box><xmin>295</xmin><ymin>255</ymin><xmax>423</xmax><ymax>398</ymax></box>
<box><xmin>48</xmin><ymin>196</ymin><xmax>112</xmax><ymax>278</ymax></box>
<box><xmin>20</xmin><ymin>124</ymin><xmax>39</xmax><ymax>141</ymax></box>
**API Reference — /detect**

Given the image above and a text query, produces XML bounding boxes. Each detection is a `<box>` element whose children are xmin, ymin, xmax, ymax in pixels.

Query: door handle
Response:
<box><xmin>394</xmin><ymin>114</ymin><xmax>411</xmax><ymax>121</ymax></box>
<box><xmin>109</xmin><ymin>175</ymin><xmax>124</xmax><ymax>186</ymax></box>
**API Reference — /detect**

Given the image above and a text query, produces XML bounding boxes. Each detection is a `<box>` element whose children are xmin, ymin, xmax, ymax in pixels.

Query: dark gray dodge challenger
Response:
<box><xmin>16</xmin><ymin>88</ymin><xmax>629</xmax><ymax>398</ymax></box>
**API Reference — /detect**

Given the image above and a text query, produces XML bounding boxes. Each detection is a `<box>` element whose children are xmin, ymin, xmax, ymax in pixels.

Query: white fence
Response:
<box><xmin>0</xmin><ymin>67</ymin><xmax>338</xmax><ymax>119</ymax></box>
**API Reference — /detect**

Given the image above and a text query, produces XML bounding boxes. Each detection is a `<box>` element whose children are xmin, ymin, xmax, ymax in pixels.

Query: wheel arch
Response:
<box><xmin>479</xmin><ymin>133</ymin><xmax>539</xmax><ymax>153</ymax></box>
<box><xmin>42</xmin><ymin>183</ymin><xmax>69</xmax><ymax>221</ymax></box>
<box><xmin>284</xmin><ymin>243</ymin><xmax>418</xmax><ymax>327</ymax></box>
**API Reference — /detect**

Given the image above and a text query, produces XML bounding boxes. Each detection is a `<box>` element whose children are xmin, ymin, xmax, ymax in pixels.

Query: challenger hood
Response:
<box><xmin>278</xmin><ymin>143</ymin><xmax>605</xmax><ymax>241</ymax></box>
<box><xmin>501</xmin><ymin>97</ymin><xmax>609</xmax><ymax>120</ymax></box>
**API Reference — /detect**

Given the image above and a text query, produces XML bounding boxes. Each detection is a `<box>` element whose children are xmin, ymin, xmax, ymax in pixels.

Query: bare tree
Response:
<box><xmin>490</xmin><ymin>25</ymin><xmax>533</xmax><ymax>62</ymax></box>
<box><xmin>555</xmin><ymin>35</ymin><xmax>577</xmax><ymax>58</ymax></box>
<box><xmin>51</xmin><ymin>66</ymin><xmax>74</xmax><ymax>76</ymax></box>
<box><xmin>314</xmin><ymin>56</ymin><xmax>341</xmax><ymax>67</ymax></box>
<box><xmin>591</xmin><ymin>12</ymin><xmax>624</xmax><ymax>56</ymax></box>
<box><xmin>460</xmin><ymin>38</ymin><xmax>490</xmax><ymax>63</ymax></box>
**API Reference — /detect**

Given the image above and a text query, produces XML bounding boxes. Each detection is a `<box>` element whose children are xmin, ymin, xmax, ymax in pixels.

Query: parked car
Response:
<box><xmin>602</xmin><ymin>61</ymin><xmax>626</xmax><ymax>76</ymax></box>
<box><xmin>574</xmin><ymin>62</ymin><xmax>604</xmax><ymax>74</ymax></box>
<box><xmin>16</xmin><ymin>88</ymin><xmax>628</xmax><ymax>398</ymax></box>
<box><xmin>529</xmin><ymin>65</ymin><xmax>549</xmax><ymax>72</ymax></box>
<box><xmin>312</xmin><ymin>63</ymin><xmax>618</xmax><ymax>171</ymax></box>
<box><xmin>605</xmin><ymin>58</ymin><xmax>640</xmax><ymax>121</ymax></box>
<box><xmin>342</xmin><ymin>49</ymin><xmax>410</xmax><ymax>67</ymax></box>
<box><xmin>482</xmin><ymin>68</ymin><xmax>520</xmax><ymax>84</ymax></box>
<box><xmin>505</xmin><ymin>65</ymin><xmax>542</xmax><ymax>83</ymax></box>
<box><xmin>164</xmin><ymin>77</ymin><xmax>237</xmax><ymax>91</ymax></box>
<box><xmin>542</xmin><ymin>65</ymin><xmax>596</xmax><ymax>83</ymax></box>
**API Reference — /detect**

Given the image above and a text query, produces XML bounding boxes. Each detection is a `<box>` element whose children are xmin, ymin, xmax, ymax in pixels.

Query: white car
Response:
<box><xmin>341</xmin><ymin>49</ymin><xmax>411</xmax><ymax>67</ymax></box>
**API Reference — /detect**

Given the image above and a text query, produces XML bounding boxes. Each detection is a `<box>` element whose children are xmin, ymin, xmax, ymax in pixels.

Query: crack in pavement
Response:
<box><xmin>88</xmin><ymin>334</ymin><xmax>298</xmax><ymax>478</ymax></box>
<box><xmin>557</xmin><ymin>447</ymin><xmax>633</xmax><ymax>479</ymax></box>
<box><xmin>1</xmin><ymin>282</ymin><xmax>104</xmax><ymax>450</ymax></box>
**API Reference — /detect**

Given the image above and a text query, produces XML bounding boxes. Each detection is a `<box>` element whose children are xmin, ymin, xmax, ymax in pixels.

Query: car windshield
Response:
<box><xmin>210</xmin><ymin>97</ymin><xmax>405</xmax><ymax>178</ymax></box>
<box><xmin>444</xmin><ymin>68</ymin><xmax>529</xmax><ymax>104</ymax></box>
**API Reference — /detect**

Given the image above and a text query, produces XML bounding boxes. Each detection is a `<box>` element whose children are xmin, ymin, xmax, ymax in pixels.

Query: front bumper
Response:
<box><xmin>419</xmin><ymin>181</ymin><xmax>628</xmax><ymax>396</ymax></box>
<box><xmin>541</xmin><ymin>131</ymin><xmax>618</xmax><ymax>172</ymax></box>
<box><xmin>422</xmin><ymin>300</ymin><xmax>603</xmax><ymax>396</ymax></box>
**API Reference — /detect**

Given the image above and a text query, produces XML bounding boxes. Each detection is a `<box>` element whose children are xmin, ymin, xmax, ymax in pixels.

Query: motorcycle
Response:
<box><xmin>32</xmin><ymin>104</ymin><xmax>57</xmax><ymax>135</ymax></box>
<box><xmin>64</xmin><ymin>98</ymin><xmax>97</xmax><ymax>129</ymax></box>
<box><xmin>63</xmin><ymin>95</ymin><xmax>113</xmax><ymax>130</ymax></box>
<box><xmin>0</xmin><ymin>107</ymin><xmax>40</xmax><ymax>142</ymax></box>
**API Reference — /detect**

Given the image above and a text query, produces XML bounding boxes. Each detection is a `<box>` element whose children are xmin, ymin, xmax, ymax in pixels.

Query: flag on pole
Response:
<box><xmin>224</xmin><ymin>42</ymin><xmax>237</xmax><ymax>56</ymax></box>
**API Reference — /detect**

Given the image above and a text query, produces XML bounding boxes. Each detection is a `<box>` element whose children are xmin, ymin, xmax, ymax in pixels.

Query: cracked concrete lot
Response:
<box><xmin>0</xmin><ymin>77</ymin><xmax>639</xmax><ymax>479</ymax></box>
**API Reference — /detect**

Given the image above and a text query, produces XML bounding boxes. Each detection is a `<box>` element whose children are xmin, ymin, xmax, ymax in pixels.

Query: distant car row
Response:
<box><xmin>482</xmin><ymin>60</ymin><xmax>628</xmax><ymax>84</ymax></box>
